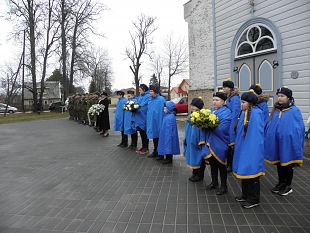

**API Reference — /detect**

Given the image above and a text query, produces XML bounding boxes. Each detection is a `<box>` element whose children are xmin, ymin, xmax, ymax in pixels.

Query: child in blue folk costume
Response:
<box><xmin>146</xmin><ymin>85</ymin><xmax>165</xmax><ymax>158</ymax></box>
<box><xmin>265</xmin><ymin>87</ymin><xmax>305</xmax><ymax>196</ymax></box>
<box><xmin>222</xmin><ymin>78</ymin><xmax>241</xmax><ymax>172</ymax></box>
<box><xmin>134</xmin><ymin>84</ymin><xmax>150</xmax><ymax>155</ymax></box>
<box><xmin>233</xmin><ymin>90</ymin><xmax>265</xmax><ymax>209</ymax></box>
<box><xmin>249</xmin><ymin>84</ymin><xmax>269</xmax><ymax>126</ymax></box>
<box><xmin>114</xmin><ymin>91</ymin><xmax>128</xmax><ymax>147</ymax></box>
<box><xmin>157</xmin><ymin>101</ymin><xmax>180</xmax><ymax>164</ymax></box>
<box><xmin>124</xmin><ymin>90</ymin><xmax>138</xmax><ymax>150</ymax></box>
<box><xmin>202</xmin><ymin>91</ymin><xmax>231</xmax><ymax>195</ymax></box>
<box><xmin>184</xmin><ymin>98</ymin><xmax>206</xmax><ymax>182</ymax></box>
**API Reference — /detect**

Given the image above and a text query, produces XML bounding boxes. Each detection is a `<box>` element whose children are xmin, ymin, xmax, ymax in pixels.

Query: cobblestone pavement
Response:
<box><xmin>0</xmin><ymin>117</ymin><xmax>309</xmax><ymax>233</ymax></box>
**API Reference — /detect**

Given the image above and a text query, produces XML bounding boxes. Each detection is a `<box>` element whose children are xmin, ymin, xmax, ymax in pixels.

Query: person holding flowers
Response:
<box><xmin>114</xmin><ymin>91</ymin><xmax>127</xmax><ymax>147</ymax></box>
<box><xmin>222</xmin><ymin>78</ymin><xmax>241</xmax><ymax>172</ymax></box>
<box><xmin>233</xmin><ymin>90</ymin><xmax>265</xmax><ymax>209</ymax></box>
<box><xmin>134</xmin><ymin>84</ymin><xmax>150</xmax><ymax>155</ymax></box>
<box><xmin>202</xmin><ymin>91</ymin><xmax>231</xmax><ymax>195</ymax></box>
<box><xmin>123</xmin><ymin>90</ymin><xmax>138</xmax><ymax>150</ymax></box>
<box><xmin>264</xmin><ymin>87</ymin><xmax>305</xmax><ymax>196</ymax></box>
<box><xmin>157</xmin><ymin>101</ymin><xmax>180</xmax><ymax>164</ymax></box>
<box><xmin>184</xmin><ymin>98</ymin><xmax>206</xmax><ymax>182</ymax></box>
<box><xmin>146</xmin><ymin>85</ymin><xmax>165</xmax><ymax>158</ymax></box>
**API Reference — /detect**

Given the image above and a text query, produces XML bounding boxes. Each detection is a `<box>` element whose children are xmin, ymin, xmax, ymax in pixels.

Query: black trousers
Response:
<box><xmin>138</xmin><ymin>127</ymin><xmax>149</xmax><ymax>149</ymax></box>
<box><xmin>130</xmin><ymin>132</ymin><xmax>138</xmax><ymax>147</ymax></box>
<box><xmin>193</xmin><ymin>161</ymin><xmax>206</xmax><ymax>178</ymax></box>
<box><xmin>208</xmin><ymin>156</ymin><xmax>227</xmax><ymax>187</ymax></box>
<box><xmin>121</xmin><ymin>131</ymin><xmax>128</xmax><ymax>145</ymax></box>
<box><xmin>227</xmin><ymin>145</ymin><xmax>234</xmax><ymax>168</ymax></box>
<box><xmin>153</xmin><ymin>138</ymin><xmax>159</xmax><ymax>152</ymax></box>
<box><xmin>277</xmin><ymin>164</ymin><xmax>294</xmax><ymax>186</ymax></box>
<box><xmin>241</xmin><ymin>177</ymin><xmax>260</xmax><ymax>204</ymax></box>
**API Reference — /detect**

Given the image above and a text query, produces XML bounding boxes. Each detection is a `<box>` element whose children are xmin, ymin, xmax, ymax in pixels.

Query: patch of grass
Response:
<box><xmin>0</xmin><ymin>111</ymin><xmax>69</xmax><ymax>124</ymax></box>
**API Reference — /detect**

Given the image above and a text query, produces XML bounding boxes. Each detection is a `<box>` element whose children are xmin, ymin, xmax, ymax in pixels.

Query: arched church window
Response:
<box><xmin>239</xmin><ymin>64</ymin><xmax>251</xmax><ymax>91</ymax></box>
<box><xmin>258</xmin><ymin>60</ymin><xmax>273</xmax><ymax>91</ymax></box>
<box><xmin>235</xmin><ymin>24</ymin><xmax>276</xmax><ymax>58</ymax></box>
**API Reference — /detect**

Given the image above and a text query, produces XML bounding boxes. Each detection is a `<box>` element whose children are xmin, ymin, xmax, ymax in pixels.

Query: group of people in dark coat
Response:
<box><xmin>111</xmin><ymin>80</ymin><xmax>305</xmax><ymax>209</ymax></box>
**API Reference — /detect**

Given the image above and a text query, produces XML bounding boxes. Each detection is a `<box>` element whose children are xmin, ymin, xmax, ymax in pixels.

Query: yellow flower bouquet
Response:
<box><xmin>189</xmin><ymin>109</ymin><xmax>220</xmax><ymax>129</ymax></box>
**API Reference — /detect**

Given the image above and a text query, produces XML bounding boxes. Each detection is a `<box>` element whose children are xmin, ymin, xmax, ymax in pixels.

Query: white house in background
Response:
<box><xmin>170</xmin><ymin>79</ymin><xmax>190</xmax><ymax>99</ymax></box>
<box><xmin>184</xmin><ymin>0</ymin><xmax>310</xmax><ymax>125</ymax></box>
<box><xmin>24</xmin><ymin>81</ymin><xmax>62</xmax><ymax>110</ymax></box>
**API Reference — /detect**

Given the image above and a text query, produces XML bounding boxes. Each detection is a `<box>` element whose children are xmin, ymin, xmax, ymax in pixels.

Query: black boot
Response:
<box><xmin>216</xmin><ymin>186</ymin><xmax>228</xmax><ymax>195</ymax></box>
<box><xmin>161</xmin><ymin>155</ymin><xmax>173</xmax><ymax>164</ymax></box>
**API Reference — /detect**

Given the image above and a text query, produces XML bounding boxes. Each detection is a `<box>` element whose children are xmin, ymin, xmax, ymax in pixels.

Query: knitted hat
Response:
<box><xmin>241</xmin><ymin>90</ymin><xmax>258</xmax><ymax>105</ymax></box>
<box><xmin>213</xmin><ymin>91</ymin><xmax>227</xmax><ymax>101</ymax></box>
<box><xmin>276</xmin><ymin>86</ymin><xmax>292</xmax><ymax>99</ymax></box>
<box><xmin>190</xmin><ymin>98</ymin><xmax>204</xmax><ymax>110</ymax></box>
<box><xmin>139</xmin><ymin>84</ymin><xmax>149</xmax><ymax>92</ymax></box>
<box><xmin>249</xmin><ymin>84</ymin><xmax>262</xmax><ymax>95</ymax></box>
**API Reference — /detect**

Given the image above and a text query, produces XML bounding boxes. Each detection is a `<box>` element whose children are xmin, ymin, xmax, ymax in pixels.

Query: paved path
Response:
<box><xmin>0</xmin><ymin>118</ymin><xmax>309</xmax><ymax>233</ymax></box>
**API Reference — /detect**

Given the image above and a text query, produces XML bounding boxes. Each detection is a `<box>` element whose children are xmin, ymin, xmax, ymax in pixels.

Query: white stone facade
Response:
<box><xmin>184</xmin><ymin>0</ymin><xmax>215</xmax><ymax>91</ymax></box>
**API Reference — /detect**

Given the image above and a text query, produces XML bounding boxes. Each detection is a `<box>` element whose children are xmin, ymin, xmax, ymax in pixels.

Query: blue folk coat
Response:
<box><xmin>158</xmin><ymin>101</ymin><xmax>180</xmax><ymax>156</ymax></box>
<box><xmin>264</xmin><ymin>105</ymin><xmax>304</xmax><ymax>166</ymax></box>
<box><xmin>184</xmin><ymin>117</ymin><xmax>206</xmax><ymax>169</ymax></box>
<box><xmin>133</xmin><ymin>91</ymin><xmax>150</xmax><ymax>131</ymax></box>
<box><xmin>226</xmin><ymin>94</ymin><xmax>241</xmax><ymax>145</ymax></box>
<box><xmin>124</xmin><ymin>97</ymin><xmax>137</xmax><ymax>135</ymax></box>
<box><xmin>146</xmin><ymin>94</ymin><xmax>165</xmax><ymax>139</ymax></box>
<box><xmin>113</xmin><ymin>97</ymin><xmax>127</xmax><ymax>131</ymax></box>
<box><xmin>257</xmin><ymin>100</ymin><xmax>269</xmax><ymax>126</ymax></box>
<box><xmin>233</xmin><ymin>106</ymin><xmax>265</xmax><ymax>179</ymax></box>
<box><xmin>202</xmin><ymin>106</ymin><xmax>231</xmax><ymax>165</ymax></box>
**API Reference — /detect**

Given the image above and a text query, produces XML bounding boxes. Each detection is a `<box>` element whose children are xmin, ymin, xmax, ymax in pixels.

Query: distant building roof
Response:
<box><xmin>171</xmin><ymin>87</ymin><xmax>187</xmax><ymax>94</ymax></box>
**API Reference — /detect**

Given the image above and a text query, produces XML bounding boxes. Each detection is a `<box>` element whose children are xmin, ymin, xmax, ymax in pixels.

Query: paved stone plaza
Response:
<box><xmin>0</xmin><ymin>118</ymin><xmax>309</xmax><ymax>233</ymax></box>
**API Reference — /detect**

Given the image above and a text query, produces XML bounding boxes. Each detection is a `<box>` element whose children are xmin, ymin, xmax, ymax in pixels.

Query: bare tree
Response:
<box><xmin>125</xmin><ymin>14</ymin><xmax>157</xmax><ymax>94</ymax></box>
<box><xmin>1</xmin><ymin>54</ymin><xmax>23</xmax><ymax>117</ymax></box>
<box><xmin>87</xmin><ymin>48</ymin><xmax>112</xmax><ymax>94</ymax></box>
<box><xmin>68</xmin><ymin>0</ymin><xmax>104</xmax><ymax>95</ymax></box>
<box><xmin>164</xmin><ymin>35</ymin><xmax>188</xmax><ymax>100</ymax></box>
<box><xmin>150</xmin><ymin>54</ymin><xmax>164</xmax><ymax>90</ymax></box>
<box><xmin>59</xmin><ymin>0</ymin><xmax>71</xmax><ymax>101</ymax></box>
<box><xmin>8</xmin><ymin>0</ymin><xmax>41</xmax><ymax>111</ymax></box>
<box><xmin>38</xmin><ymin>0</ymin><xmax>60</xmax><ymax>109</ymax></box>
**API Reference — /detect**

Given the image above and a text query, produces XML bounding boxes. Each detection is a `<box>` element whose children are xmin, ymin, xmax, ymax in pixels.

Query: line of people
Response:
<box><xmin>113</xmin><ymin>85</ymin><xmax>179</xmax><ymax>164</ymax></box>
<box><xmin>113</xmin><ymin>80</ymin><xmax>305</xmax><ymax>209</ymax></box>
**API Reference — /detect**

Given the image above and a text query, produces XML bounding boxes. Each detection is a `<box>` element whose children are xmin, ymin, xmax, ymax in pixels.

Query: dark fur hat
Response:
<box><xmin>139</xmin><ymin>84</ymin><xmax>149</xmax><ymax>92</ymax></box>
<box><xmin>190</xmin><ymin>98</ymin><xmax>204</xmax><ymax>110</ymax></box>
<box><xmin>116</xmin><ymin>90</ymin><xmax>125</xmax><ymax>96</ymax></box>
<box><xmin>249</xmin><ymin>84</ymin><xmax>262</xmax><ymax>95</ymax></box>
<box><xmin>241</xmin><ymin>90</ymin><xmax>258</xmax><ymax>105</ymax></box>
<box><xmin>276</xmin><ymin>86</ymin><xmax>292</xmax><ymax>99</ymax></box>
<box><xmin>213</xmin><ymin>91</ymin><xmax>227</xmax><ymax>101</ymax></box>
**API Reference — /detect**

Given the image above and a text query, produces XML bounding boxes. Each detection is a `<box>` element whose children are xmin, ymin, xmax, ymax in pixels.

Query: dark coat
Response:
<box><xmin>97</xmin><ymin>98</ymin><xmax>110</xmax><ymax>131</ymax></box>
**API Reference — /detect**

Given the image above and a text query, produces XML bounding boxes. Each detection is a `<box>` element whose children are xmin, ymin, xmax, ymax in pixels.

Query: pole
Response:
<box><xmin>22</xmin><ymin>29</ymin><xmax>26</xmax><ymax>112</ymax></box>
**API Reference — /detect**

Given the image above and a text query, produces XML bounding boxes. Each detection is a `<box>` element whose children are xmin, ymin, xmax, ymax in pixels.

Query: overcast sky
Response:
<box><xmin>0</xmin><ymin>0</ymin><xmax>189</xmax><ymax>91</ymax></box>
